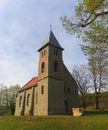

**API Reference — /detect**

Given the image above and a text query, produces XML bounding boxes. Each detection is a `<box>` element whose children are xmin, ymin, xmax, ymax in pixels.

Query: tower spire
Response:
<box><xmin>50</xmin><ymin>24</ymin><xmax>52</xmax><ymax>31</ymax></box>
<box><xmin>38</xmin><ymin>30</ymin><xmax>64</xmax><ymax>52</ymax></box>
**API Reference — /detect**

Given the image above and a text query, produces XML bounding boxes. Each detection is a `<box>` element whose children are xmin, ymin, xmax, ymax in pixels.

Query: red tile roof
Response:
<box><xmin>21</xmin><ymin>76</ymin><xmax>38</xmax><ymax>91</ymax></box>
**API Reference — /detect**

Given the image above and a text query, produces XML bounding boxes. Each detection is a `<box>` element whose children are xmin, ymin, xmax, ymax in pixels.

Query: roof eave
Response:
<box><xmin>19</xmin><ymin>84</ymin><xmax>38</xmax><ymax>92</ymax></box>
<box><xmin>38</xmin><ymin>43</ymin><xmax>64</xmax><ymax>52</ymax></box>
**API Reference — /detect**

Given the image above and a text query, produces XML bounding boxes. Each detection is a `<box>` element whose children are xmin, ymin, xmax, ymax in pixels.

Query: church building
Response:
<box><xmin>15</xmin><ymin>30</ymin><xmax>80</xmax><ymax>116</ymax></box>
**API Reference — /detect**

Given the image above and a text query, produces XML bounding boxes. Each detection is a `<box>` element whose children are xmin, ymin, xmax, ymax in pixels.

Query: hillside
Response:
<box><xmin>79</xmin><ymin>91</ymin><xmax>108</xmax><ymax>109</ymax></box>
<box><xmin>0</xmin><ymin>115</ymin><xmax>108</xmax><ymax>130</ymax></box>
<box><xmin>0</xmin><ymin>91</ymin><xmax>108</xmax><ymax>116</ymax></box>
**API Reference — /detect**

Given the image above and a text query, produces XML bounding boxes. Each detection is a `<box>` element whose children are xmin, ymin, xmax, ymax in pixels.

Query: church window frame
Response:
<box><xmin>67</xmin><ymin>87</ymin><xmax>70</xmax><ymax>94</ymax></box>
<box><xmin>64</xmin><ymin>100</ymin><xmax>68</xmax><ymax>114</ymax></box>
<box><xmin>64</xmin><ymin>86</ymin><xmax>66</xmax><ymax>94</ymax></box>
<box><xmin>27</xmin><ymin>94</ymin><xmax>30</xmax><ymax>106</ymax></box>
<box><xmin>19</xmin><ymin>96</ymin><xmax>22</xmax><ymax>107</ymax></box>
<box><xmin>41</xmin><ymin>62</ymin><xmax>45</xmax><ymax>73</ymax></box>
<box><xmin>44</xmin><ymin>50</ymin><xmax>46</xmax><ymax>55</ymax></box>
<box><xmin>53</xmin><ymin>49</ymin><xmax>58</xmax><ymax>56</ymax></box>
<box><xmin>53</xmin><ymin>49</ymin><xmax>56</xmax><ymax>55</ymax></box>
<box><xmin>41</xmin><ymin>85</ymin><xmax>44</xmax><ymax>94</ymax></box>
<box><xmin>42</xmin><ymin>52</ymin><xmax>44</xmax><ymax>57</ymax></box>
<box><xmin>54</xmin><ymin>61</ymin><xmax>58</xmax><ymax>72</ymax></box>
<box><xmin>56</xmin><ymin>50</ymin><xmax>58</xmax><ymax>56</ymax></box>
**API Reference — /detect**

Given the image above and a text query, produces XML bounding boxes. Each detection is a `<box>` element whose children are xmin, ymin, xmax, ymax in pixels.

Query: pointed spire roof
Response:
<box><xmin>38</xmin><ymin>30</ymin><xmax>64</xmax><ymax>51</ymax></box>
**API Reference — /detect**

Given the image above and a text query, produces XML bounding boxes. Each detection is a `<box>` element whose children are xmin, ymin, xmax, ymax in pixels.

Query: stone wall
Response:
<box><xmin>15</xmin><ymin>91</ymin><xmax>25</xmax><ymax>116</ymax></box>
<box><xmin>48</xmin><ymin>77</ymin><xmax>65</xmax><ymax>115</ymax></box>
<box><xmin>36</xmin><ymin>78</ymin><xmax>48</xmax><ymax>115</ymax></box>
<box><xmin>64</xmin><ymin>65</ymin><xmax>80</xmax><ymax>109</ymax></box>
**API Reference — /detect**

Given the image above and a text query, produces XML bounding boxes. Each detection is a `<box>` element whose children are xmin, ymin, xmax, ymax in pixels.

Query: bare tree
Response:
<box><xmin>88</xmin><ymin>53</ymin><xmax>107</xmax><ymax>109</ymax></box>
<box><xmin>72</xmin><ymin>64</ymin><xmax>91</xmax><ymax>109</ymax></box>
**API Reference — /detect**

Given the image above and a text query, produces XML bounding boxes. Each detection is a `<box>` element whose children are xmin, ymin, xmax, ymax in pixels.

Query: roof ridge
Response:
<box><xmin>21</xmin><ymin>76</ymin><xmax>38</xmax><ymax>91</ymax></box>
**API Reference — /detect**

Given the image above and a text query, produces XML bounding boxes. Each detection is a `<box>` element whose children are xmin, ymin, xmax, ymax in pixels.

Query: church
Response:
<box><xmin>15</xmin><ymin>30</ymin><xmax>80</xmax><ymax>116</ymax></box>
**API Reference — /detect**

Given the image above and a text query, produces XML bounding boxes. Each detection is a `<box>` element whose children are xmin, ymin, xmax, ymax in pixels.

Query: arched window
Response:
<box><xmin>41</xmin><ymin>62</ymin><xmax>45</xmax><ymax>73</ymax></box>
<box><xmin>42</xmin><ymin>52</ymin><xmax>44</xmax><ymax>57</ymax></box>
<box><xmin>56</xmin><ymin>50</ymin><xmax>58</xmax><ymax>56</ymax></box>
<box><xmin>64</xmin><ymin>86</ymin><xmax>66</xmax><ymax>94</ymax></box>
<box><xmin>27</xmin><ymin>94</ymin><xmax>30</xmax><ymax>106</ymax></box>
<box><xmin>19</xmin><ymin>96</ymin><xmax>22</xmax><ymax>107</ymax></box>
<box><xmin>44</xmin><ymin>50</ymin><xmax>46</xmax><ymax>55</ymax></box>
<box><xmin>53</xmin><ymin>50</ymin><xmax>58</xmax><ymax>56</ymax></box>
<box><xmin>54</xmin><ymin>61</ymin><xmax>58</xmax><ymax>72</ymax></box>
<box><xmin>67</xmin><ymin>88</ymin><xmax>70</xmax><ymax>94</ymax></box>
<box><xmin>41</xmin><ymin>86</ymin><xmax>44</xmax><ymax>94</ymax></box>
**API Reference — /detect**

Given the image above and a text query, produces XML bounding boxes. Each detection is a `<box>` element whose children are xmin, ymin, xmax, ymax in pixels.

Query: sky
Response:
<box><xmin>0</xmin><ymin>0</ymin><xmax>87</xmax><ymax>87</ymax></box>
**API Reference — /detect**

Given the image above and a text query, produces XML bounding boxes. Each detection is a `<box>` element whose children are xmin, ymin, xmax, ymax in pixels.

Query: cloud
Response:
<box><xmin>0</xmin><ymin>47</ymin><xmax>37</xmax><ymax>86</ymax></box>
<box><xmin>0</xmin><ymin>0</ymin><xmax>87</xmax><ymax>86</ymax></box>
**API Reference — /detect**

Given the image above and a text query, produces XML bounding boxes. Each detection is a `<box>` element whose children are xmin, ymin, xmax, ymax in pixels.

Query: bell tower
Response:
<box><xmin>15</xmin><ymin>30</ymin><xmax>80</xmax><ymax>116</ymax></box>
<box><xmin>38</xmin><ymin>30</ymin><xmax>64</xmax><ymax>79</ymax></box>
<box><xmin>37</xmin><ymin>30</ymin><xmax>65</xmax><ymax>115</ymax></box>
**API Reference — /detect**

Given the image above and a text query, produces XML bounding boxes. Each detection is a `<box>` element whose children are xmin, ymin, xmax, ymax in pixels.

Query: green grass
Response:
<box><xmin>0</xmin><ymin>111</ymin><xmax>108</xmax><ymax>130</ymax></box>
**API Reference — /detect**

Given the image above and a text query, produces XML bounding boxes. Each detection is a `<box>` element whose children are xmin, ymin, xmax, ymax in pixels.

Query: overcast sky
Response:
<box><xmin>0</xmin><ymin>0</ymin><xmax>87</xmax><ymax>87</ymax></box>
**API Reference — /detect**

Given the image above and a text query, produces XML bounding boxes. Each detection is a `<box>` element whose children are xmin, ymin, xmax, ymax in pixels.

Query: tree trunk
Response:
<box><xmin>95</xmin><ymin>93</ymin><xmax>99</xmax><ymax>109</ymax></box>
<box><xmin>10</xmin><ymin>106</ymin><xmax>15</xmax><ymax>115</ymax></box>
<box><xmin>82</xmin><ymin>95</ymin><xmax>86</xmax><ymax>109</ymax></box>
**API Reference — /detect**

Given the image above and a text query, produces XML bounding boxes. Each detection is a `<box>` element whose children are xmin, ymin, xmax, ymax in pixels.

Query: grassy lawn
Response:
<box><xmin>0</xmin><ymin>111</ymin><xmax>108</xmax><ymax>130</ymax></box>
